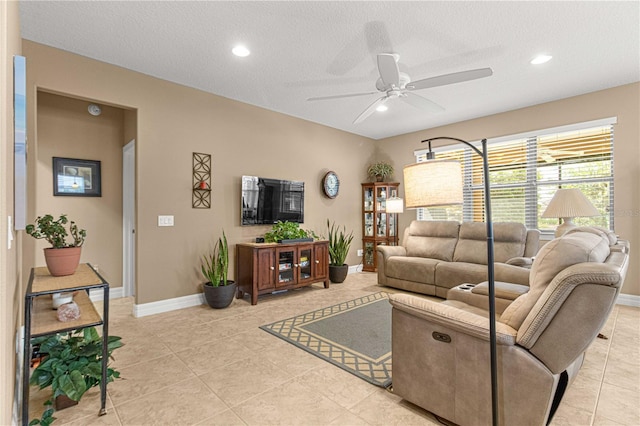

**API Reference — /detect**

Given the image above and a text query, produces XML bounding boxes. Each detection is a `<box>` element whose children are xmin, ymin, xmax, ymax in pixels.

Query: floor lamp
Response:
<box><xmin>403</xmin><ymin>137</ymin><xmax>498</xmax><ymax>426</ymax></box>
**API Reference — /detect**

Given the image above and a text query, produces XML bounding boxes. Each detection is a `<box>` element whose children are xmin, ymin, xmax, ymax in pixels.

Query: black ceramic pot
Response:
<box><xmin>329</xmin><ymin>264</ymin><xmax>349</xmax><ymax>283</ymax></box>
<box><xmin>203</xmin><ymin>281</ymin><xmax>236</xmax><ymax>309</ymax></box>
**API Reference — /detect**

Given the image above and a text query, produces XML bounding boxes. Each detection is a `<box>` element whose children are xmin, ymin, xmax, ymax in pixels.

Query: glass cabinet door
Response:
<box><xmin>276</xmin><ymin>249</ymin><xmax>295</xmax><ymax>287</ymax></box>
<box><xmin>376</xmin><ymin>212</ymin><xmax>387</xmax><ymax>236</ymax></box>
<box><xmin>364</xmin><ymin>187</ymin><xmax>374</xmax><ymax>211</ymax></box>
<box><xmin>364</xmin><ymin>213</ymin><xmax>374</xmax><ymax>236</ymax></box>
<box><xmin>364</xmin><ymin>241</ymin><xmax>375</xmax><ymax>269</ymax></box>
<box><xmin>298</xmin><ymin>246</ymin><xmax>313</xmax><ymax>282</ymax></box>
<box><xmin>376</xmin><ymin>186</ymin><xmax>387</xmax><ymax>210</ymax></box>
<box><xmin>389</xmin><ymin>213</ymin><xmax>395</xmax><ymax>237</ymax></box>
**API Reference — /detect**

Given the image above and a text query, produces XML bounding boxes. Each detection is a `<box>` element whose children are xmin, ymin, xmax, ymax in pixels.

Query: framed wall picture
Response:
<box><xmin>53</xmin><ymin>157</ymin><xmax>102</xmax><ymax>197</ymax></box>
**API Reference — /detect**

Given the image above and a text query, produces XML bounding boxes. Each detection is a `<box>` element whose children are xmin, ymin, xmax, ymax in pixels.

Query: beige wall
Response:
<box><xmin>1</xmin><ymin>1</ymin><xmax>22</xmax><ymax>423</ymax></box>
<box><xmin>22</xmin><ymin>41</ymin><xmax>374</xmax><ymax>305</ymax></box>
<box><xmin>35</xmin><ymin>92</ymin><xmax>125</xmax><ymax>286</ymax></box>
<box><xmin>376</xmin><ymin>83</ymin><xmax>640</xmax><ymax>297</ymax></box>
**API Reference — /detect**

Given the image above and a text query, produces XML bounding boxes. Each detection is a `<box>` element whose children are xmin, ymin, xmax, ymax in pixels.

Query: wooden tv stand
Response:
<box><xmin>236</xmin><ymin>241</ymin><xmax>329</xmax><ymax>305</ymax></box>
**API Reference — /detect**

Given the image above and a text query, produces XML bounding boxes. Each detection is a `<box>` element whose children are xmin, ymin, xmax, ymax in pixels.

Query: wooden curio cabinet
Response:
<box><xmin>362</xmin><ymin>182</ymin><xmax>400</xmax><ymax>272</ymax></box>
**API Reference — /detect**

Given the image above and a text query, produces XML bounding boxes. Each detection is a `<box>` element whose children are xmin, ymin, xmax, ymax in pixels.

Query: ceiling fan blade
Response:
<box><xmin>407</xmin><ymin>67</ymin><xmax>493</xmax><ymax>91</ymax></box>
<box><xmin>307</xmin><ymin>91</ymin><xmax>378</xmax><ymax>101</ymax></box>
<box><xmin>377</xmin><ymin>53</ymin><xmax>400</xmax><ymax>87</ymax></box>
<box><xmin>353</xmin><ymin>96</ymin><xmax>388</xmax><ymax>125</ymax></box>
<box><xmin>400</xmin><ymin>92</ymin><xmax>444</xmax><ymax>113</ymax></box>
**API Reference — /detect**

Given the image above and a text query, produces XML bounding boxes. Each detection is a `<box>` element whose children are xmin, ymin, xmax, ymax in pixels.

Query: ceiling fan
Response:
<box><xmin>538</xmin><ymin>148</ymin><xmax>585</xmax><ymax>163</ymax></box>
<box><xmin>308</xmin><ymin>53</ymin><xmax>493</xmax><ymax>124</ymax></box>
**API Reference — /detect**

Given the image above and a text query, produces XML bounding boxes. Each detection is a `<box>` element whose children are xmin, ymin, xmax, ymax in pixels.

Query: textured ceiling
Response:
<box><xmin>19</xmin><ymin>1</ymin><xmax>640</xmax><ymax>140</ymax></box>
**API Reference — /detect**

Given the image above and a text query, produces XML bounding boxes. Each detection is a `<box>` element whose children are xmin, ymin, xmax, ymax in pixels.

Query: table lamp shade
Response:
<box><xmin>541</xmin><ymin>188</ymin><xmax>600</xmax><ymax>219</ymax></box>
<box><xmin>403</xmin><ymin>160</ymin><xmax>463</xmax><ymax>208</ymax></box>
<box><xmin>386</xmin><ymin>197</ymin><xmax>404</xmax><ymax>213</ymax></box>
<box><xmin>541</xmin><ymin>188</ymin><xmax>600</xmax><ymax>237</ymax></box>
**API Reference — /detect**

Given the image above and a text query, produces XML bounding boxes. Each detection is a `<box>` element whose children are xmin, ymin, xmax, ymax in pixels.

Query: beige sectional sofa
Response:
<box><xmin>377</xmin><ymin>220</ymin><xmax>540</xmax><ymax>298</ymax></box>
<box><xmin>388</xmin><ymin>227</ymin><xmax>629</xmax><ymax>425</ymax></box>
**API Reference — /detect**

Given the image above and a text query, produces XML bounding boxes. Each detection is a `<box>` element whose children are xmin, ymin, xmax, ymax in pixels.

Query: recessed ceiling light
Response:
<box><xmin>531</xmin><ymin>54</ymin><xmax>552</xmax><ymax>65</ymax></box>
<box><xmin>232</xmin><ymin>45</ymin><xmax>250</xmax><ymax>57</ymax></box>
<box><xmin>376</xmin><ymin>104</ymin><xmax>388</xmax><ymax>112</ymax></box>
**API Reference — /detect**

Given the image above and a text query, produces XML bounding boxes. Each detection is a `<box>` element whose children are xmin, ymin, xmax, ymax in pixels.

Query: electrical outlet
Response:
<box><xmin>357</xmin><ymin>249</ymin><xmax>363</xmax><ymax>256</ymax></box>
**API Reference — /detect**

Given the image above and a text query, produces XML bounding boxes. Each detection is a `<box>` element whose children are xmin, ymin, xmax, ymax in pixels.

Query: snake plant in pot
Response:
<box><xmin>327</xmin><ymin>219</ymin><xmax>354</xmax><ymax>283</ymax></box>
<box><xmin>25</xmin><ymin>214</ymin><xmax>86</xmax><ymax>277</ymax></box>
<box><xmin>201</xmin><ymin>231</ymin><xmax>236</xmax><ymax>308</ymax></box>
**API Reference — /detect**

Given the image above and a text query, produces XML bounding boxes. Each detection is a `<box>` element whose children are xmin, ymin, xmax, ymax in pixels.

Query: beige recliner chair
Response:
<box><xmin>389</xmin><ymin>229</ymin><xmax>629</xmax><ymax>426</ymax></box>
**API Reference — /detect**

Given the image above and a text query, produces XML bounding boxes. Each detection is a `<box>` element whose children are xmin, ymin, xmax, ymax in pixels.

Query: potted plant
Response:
<box><xmin>264</xmin><ymin>221</ymin><xmax>317</xmax><ymax>243</ymax></box>
<box><xmin>367</xmin><ymin>162</ymin><xmax>394</xmax><ymax>182</ymax></box>
<box><xmin>29</xmin><ymin>327</ymin><xmax>122</xmax><ymax>424</ymax></box>
<box><xmin>327</xmin><ymin>219</ymin><xmax>354</xmax><ymax>283</ymax></box>
<box><xmin>26</xmin><ymin>214</ymin><xmax>86</xmax><ymax>277</ymax></box>
<box><xmin>201</xmin><ymin>231</ymin><xmax>236</xmax><ymax>309</ymax></box>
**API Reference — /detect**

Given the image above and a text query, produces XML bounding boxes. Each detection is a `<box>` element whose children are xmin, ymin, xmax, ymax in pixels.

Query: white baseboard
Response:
<box><xmin>133</xmin><ymin>293</ymin><xmax>205</xmax><ymax>318</ymax></box>
<box><xmin>616</xmin><ymin>293</ymin><xmax>640</xmax><ymax>307</ymax></box>
<box><xmin>89</xmin><ymin>286</ymin><xmax>124</xmax><ymax>302</ymax></box>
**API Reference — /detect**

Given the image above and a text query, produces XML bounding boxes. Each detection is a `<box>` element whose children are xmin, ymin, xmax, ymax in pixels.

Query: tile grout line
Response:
<box><xmin>589</xmin><ymin>306</ymin><xmax>617</xmax><ymax>426</ymax></box>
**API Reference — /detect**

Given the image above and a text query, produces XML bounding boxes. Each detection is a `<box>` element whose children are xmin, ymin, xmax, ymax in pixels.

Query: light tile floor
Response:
<box><xmin>27</xmin><ymin>272</ymin><xmax>640</xmax><ymax>425</ymax></box>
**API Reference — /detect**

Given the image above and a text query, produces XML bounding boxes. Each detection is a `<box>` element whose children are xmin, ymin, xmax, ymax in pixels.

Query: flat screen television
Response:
<box><xmin>241</xmin><ymin>176</ymin><xmax>305</xmax><ymax>225</ymax></box>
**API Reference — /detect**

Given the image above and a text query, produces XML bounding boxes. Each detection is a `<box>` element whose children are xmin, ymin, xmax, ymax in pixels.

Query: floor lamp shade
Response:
<box><xmin>386</xmin><ymin>197</ymin><xmax>404</xmax><ymax>213</ymax></box>
<box><xmin>403</xmin><ymin>160</ymin><xmax>463</xmax><ymax>208</ymax></box>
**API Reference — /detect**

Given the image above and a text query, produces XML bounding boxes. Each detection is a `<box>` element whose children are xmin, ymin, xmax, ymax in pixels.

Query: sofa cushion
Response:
<box><xmin>386</xmin><ymin>257</ymin><xmax>441</xmax><ymax>284</ymax></box>
<box><xmin>435</xmin><ymin>261</ymin><xmax>531</xmax><ymax>289</ymax></box>
<box><xmin>500</xmin><ymin>231</ymin><xmax>610</xmax><ymax>330</ymax></box>
<box><xmin>453</xmin><ymin>222</ymin><xmax>527</xmax><ymax>264</ymax></box>
<box><xmin>405</xmin><ymin>220</ymin><xmax>459</xmax><ymax>261</ymax></box>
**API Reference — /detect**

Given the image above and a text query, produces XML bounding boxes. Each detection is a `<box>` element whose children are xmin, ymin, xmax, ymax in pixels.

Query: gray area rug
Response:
<box><xmin>260</xmin><ymin>292</ymin><xmax>392</xmax><ymax>387</ymax></box>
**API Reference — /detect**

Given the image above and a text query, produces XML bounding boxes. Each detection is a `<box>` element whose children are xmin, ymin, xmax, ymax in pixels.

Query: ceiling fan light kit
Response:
<box><xmin>308</xmin><ymin>53</ymin><xmax>493</xmax><ymax>125</ymax></box>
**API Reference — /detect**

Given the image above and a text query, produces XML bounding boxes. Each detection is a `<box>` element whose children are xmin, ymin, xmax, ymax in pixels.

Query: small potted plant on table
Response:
<box><xmin>202</xmin><ymin>231</ymin><xmax>236</xmax><ymax>309</ymax></box>
<box><xmin>327</xmin><ymin>219</ymin><xmax>354</xmax><ymax>283</ymax></box>
<box><xmin>26</xmin><ymin>214</ymin><xmax>86</xmax><ymax>277</ymax></box>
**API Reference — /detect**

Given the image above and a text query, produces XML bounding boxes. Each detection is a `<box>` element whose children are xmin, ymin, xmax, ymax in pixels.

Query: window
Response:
<box><xmin>415</xmin><ymin>119</ymin><xmax>615</xmax><ymax>236</ymax></box>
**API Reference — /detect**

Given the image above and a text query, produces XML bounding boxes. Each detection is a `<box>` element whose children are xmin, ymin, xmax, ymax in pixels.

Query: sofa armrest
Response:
<box><xmin>471</xmin><ymin>281</ymin><xmax>530</xmax><ymax>301</ymax></box>
<box><xmin>505</xmin><ymin>256</ymin><xmax>534</xmax><ymax>268</ymax></box>
<box><xmin>377</xmin><ymin>245</ymin><xmax>406</xmax><ymax>260</ymax></box>
<box><xmin>388</xmin><ymin>293</ymin><xmax>517</xmax><ymax>345</ymax></box>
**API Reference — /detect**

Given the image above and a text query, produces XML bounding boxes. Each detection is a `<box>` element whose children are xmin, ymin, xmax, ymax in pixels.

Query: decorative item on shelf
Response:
<box><xmin>29</xmin><ymin>327</ymin><xmax>122</xmax><ymax>423</ymax></box>
<box><xmin>52</xmin><ymin>292</ymin><xmax>74</xmax><ymax>309</ymax></box>
<box><xmin>192</xmin><ymin>152</ymin><xmax>211</xmax><ymax>209</ymax></box>
<box><xmin>201</xmin><ymin>230</ymin><xmax>236</xmax><ymax>308</ymax></box>
<box><xmin>263</xmin><ymin>221</ymin><xmax>317</xmax><ymax>243</ymax></box>
<box><xmin>57</xmin><ymin>301</ymin><xmax>80</xmax><ymax>322</ymax></box>
<box><xmin>327</xmin><ymin>219</ymin><xmax>354</xmax><ymax>283</ymax></box>
<box><xmin>541</xmin><ymin>188</ymin><xmax>600</xmax><ymax>237</ymax></box>
<box><xmin>367</xmin><ymin>162</ymin><xmax>394</xmax><ymax>182</ymax></box>
<box><xmin>25</xmin><ymin>214</ymin><xmax>86</xmax><ymax>276</ymax></box>
<box><xmin>404</xmin><ymin>136</ymin><xmax>498</xmax><ymax>426</ymax></box>
<box><xmin>322</xmin><ymin>171</ymin><xmax>340</xmax><ymax>198</ymax></box>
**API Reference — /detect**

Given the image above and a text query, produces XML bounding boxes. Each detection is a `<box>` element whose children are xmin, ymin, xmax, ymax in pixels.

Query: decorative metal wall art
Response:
<box><xmin>192</xmin><ymin>152</ymin><xmax>211</xmax><ymax>208</ymax></box>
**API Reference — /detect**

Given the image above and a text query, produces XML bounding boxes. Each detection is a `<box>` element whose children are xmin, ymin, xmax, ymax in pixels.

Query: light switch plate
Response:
<box><xmin>158</xmin><ymin>215</ymin><xmax>174</xmax><ymax>226</ymax></box>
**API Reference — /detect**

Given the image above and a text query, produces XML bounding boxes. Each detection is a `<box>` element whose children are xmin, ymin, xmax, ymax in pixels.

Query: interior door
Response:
<box><xmin>122</xmin><ymin>140</ymin><xmax>136</xmax><ymax>297</ymax></box>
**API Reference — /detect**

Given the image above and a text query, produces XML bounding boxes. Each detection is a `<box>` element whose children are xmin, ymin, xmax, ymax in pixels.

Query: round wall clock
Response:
<box><xmin>322</xmin><ymin>171</ymin><xmax>340</xmax><ymax>199</ymax></box>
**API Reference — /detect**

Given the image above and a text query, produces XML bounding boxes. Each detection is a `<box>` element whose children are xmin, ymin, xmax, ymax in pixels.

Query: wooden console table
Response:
<box><xmin>236</xmin><ymin>241</ymin><xmax>329</xmax><ymax>305</ymax></box>
<box><xmin>22</xmin><ymin>263</ymin><xmax>110</xmax><ymax>425</ymax></box>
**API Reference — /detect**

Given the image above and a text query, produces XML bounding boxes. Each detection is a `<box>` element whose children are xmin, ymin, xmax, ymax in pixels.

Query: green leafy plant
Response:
<box><xmin>367</xmin><ymin>162</ymin><xmax>394</xmax><ymax>181</ymax></box>
<box><xmin>264</xmin><ymin>221</ymin><xmax>317</xmax><ymax>243</ymax></box>
<box><xmin>25</xmin><ymin>214</ymin><xmax>86</xmax><ymax>248</ymax></box>
<box><xmin>327</xmin><ymin>219</ymin><xmax>354</xmax><ymax>266</ymax></box>
<box><xmin>29</xmin><ymin>327</ymin><xmax>122</xmax><ymax>425</ymax></box>
<box><xmin>202</xmin><ymin>231</ymin><xmax>231</xmax><ymax>287</ymax></box>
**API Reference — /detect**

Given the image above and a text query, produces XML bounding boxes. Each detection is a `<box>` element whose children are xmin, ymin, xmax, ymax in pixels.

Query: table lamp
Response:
<box><xmin>541</xmin><ymin>188</ymin><xmax>600</xmax><ymax>237</ymax></box>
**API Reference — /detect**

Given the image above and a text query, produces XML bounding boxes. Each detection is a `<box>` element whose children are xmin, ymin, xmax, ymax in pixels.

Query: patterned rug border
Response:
<box><xmin>259</xmin><ymin>292</ymin><xmax>392</xmax><ymax>388</ymax></box>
